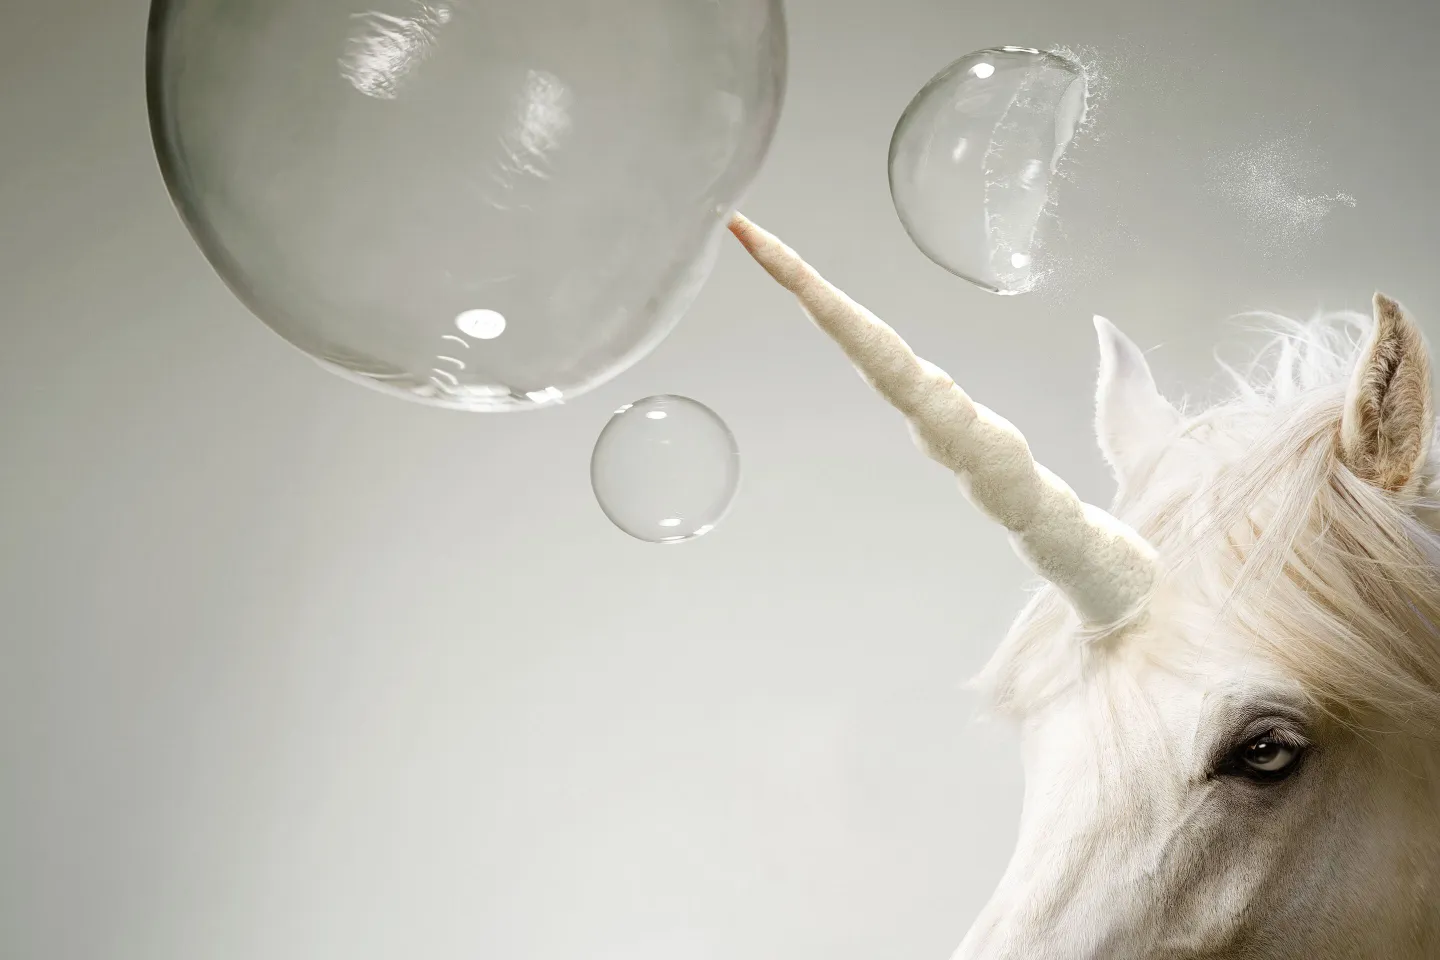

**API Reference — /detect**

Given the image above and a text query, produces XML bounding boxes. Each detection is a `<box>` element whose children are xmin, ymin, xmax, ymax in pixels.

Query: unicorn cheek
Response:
<box><xmin>950</xmin><ymin>755</ymin><xmax>1146</xmax><ymax>958</ymax></box>
<box><xmin>952</xmin><ymin>813</ymin><xmax>1245</xmax><ymax>960</ymax></box>
<box><xmin>951</xmin><ymin>709</ymin><xmax>1247</xmax><ymax>959</ymax></box>
<box><xmin>950</xmin><ymin>821</ymin><xmax>1150</xmax><ymax>960</ymax></box>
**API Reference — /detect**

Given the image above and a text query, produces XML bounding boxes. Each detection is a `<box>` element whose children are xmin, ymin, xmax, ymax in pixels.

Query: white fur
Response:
<box><xmin>730</xmin><ymin>213</ymin><xmax>1440</xmax><ymax>958</ymax></box>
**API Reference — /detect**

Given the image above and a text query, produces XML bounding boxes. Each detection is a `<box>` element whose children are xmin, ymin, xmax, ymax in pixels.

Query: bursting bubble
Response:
<box><xmin>888</xmin><ymin>46</ymin><xmax>1089</xmax><ymax>295</ymax></box>
<box><xmin>147</xmin><ymin>0</ymin><xmax>787</xmax><ymax>410</ymax></box>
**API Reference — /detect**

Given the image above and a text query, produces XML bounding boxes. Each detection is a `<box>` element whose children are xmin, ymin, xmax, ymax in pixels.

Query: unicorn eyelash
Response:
<box><xmin>1257</xmin><ymin>726</ymin><xmax>1311</xmax><ymax>751</ymax></box>
<box><xmin>1235</xmin><ymin>714</ymin><xmax>1313</xmax><ymax>751</ymax></box>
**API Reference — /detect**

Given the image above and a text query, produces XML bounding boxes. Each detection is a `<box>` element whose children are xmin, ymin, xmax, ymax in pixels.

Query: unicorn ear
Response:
<box><xmin>1093</xmin><ymin>315</ymin><xmax>1181</xmax><ymax>484</ymax></box>
<box><xmin>1338</xmin><ymin>293</ymin><xmax>1434</xmax><ymax>493</ymax></box>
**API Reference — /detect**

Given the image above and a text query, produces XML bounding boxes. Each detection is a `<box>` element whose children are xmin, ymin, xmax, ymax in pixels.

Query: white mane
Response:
<box><xmin>973</xmin><ymin>309</ymin><xmax>1440</xmax><ymax>741</ymax></box>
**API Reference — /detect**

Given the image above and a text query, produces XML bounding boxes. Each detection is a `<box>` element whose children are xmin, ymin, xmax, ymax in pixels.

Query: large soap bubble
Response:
<box><xmin>147</xmin><ymin>0</ymin><xmax>787</xmax><ymax>410</ymax></box>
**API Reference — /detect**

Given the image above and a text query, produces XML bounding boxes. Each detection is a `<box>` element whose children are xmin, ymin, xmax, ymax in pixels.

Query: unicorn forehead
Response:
<box><xmin>728</xmin><ymin>213</ymin><xmax>1160</xmax><ymax>627</ymax></box>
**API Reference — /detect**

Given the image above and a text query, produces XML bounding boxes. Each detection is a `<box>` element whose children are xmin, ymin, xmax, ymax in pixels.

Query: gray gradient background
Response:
<box><xmin>3</xmin><ymin>1</ymin><xmax>1438</xmax><ymax>958</ymax></box>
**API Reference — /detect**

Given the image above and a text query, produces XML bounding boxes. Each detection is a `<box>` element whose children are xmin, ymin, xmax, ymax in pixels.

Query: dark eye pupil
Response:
<box><xmin>1218</xmin><ymin>730</ymin><xmax>1305</xmax><ymax>782</ymax></box>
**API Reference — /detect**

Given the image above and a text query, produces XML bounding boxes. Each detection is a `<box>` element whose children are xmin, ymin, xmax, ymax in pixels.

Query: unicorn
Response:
<box><xmin>727</xmin><ymin>213</ymin><xmax>1440</xmax><ymax>958</ymax></box>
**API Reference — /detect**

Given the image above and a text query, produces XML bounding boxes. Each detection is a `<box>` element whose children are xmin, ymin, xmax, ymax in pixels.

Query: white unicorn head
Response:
<box><xmin>729</xmin><ymin>213</ymin><xmax>1440</xmax><ymax>958</ymax></box>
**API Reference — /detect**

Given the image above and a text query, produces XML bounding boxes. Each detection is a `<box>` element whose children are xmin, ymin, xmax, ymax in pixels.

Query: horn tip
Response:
<box><xmin>728</xmin><ymin>211</ymin><xmax>758</xmax><ymax>248</ymax></box>
<box><xmin>726</xmin><ymin>210</ymin><xmax>771</xmax><ymax>263</ymax></box>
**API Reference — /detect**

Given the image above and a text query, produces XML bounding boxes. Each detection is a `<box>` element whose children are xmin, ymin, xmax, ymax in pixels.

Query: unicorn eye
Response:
<box><xmin>1221</xmin><ymin>730</ymin><xmax>1306</xmax><ymax>783</ymax></box>
<box><xmin>1242</xmin><ymin>737</ymin><xmax>1297</xmax><ymax>772</ymax></box>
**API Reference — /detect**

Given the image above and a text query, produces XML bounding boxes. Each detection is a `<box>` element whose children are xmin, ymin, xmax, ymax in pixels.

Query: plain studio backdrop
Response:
<box><xmin>3</xmin><ymin>0</ymin><xmax>1438</xmax><ymax>958</ymax></box>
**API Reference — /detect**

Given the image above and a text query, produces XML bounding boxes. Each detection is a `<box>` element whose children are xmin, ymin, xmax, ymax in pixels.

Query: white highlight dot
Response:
<box><xmin>1010</xmin><ymin>252</ymin><xmax>1032</xmax><ymax>268</ymax></box>
<box><xmin>456</xmin><ymin>308</ymin><xmax>507</xmax><ymax>340</ymax></box>
<box><xmin>971</xmin><ymin>62</ymin><xmax>995</xmax><ymax>79</ymax></box>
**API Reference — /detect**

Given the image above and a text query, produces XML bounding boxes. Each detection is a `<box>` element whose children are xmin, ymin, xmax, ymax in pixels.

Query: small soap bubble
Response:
<box><xmin>591</xmin><ymin>395</ymin><xmax>740</xmax><ymax>544</ymax></box>
<box><xmin>888</xmin><ymin>46</ymin><xmax>1090</xmax><ymax>295</ymax></box>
